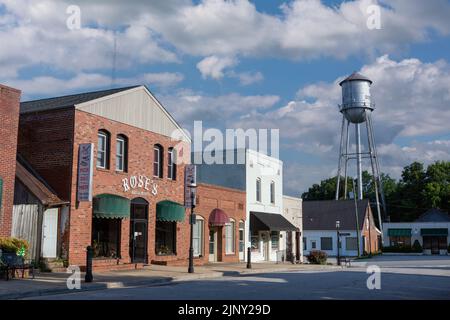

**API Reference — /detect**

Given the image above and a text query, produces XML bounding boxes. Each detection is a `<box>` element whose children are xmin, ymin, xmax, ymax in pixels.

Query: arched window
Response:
<box><xmin>270</xmin><ymin>181</ymin><xmax>275</xmax><ymax>204</ymax></box>
<box><xmin>225</xmin><ymin>218</ymin><xmax>236</xmax><ymax>254</ymax></box>
<box><xmin>168</xmin><ymin>147</ymin><xmax>177</xmax><ymax>180</ymax></box>
<box><xmin>256</xmin><ymin>178</ymin><xmax>261</xmax><ymax>202</ymax></box>
<box><xmin>116</xmin><ymin>134</ymin><xmax>128</xmax><ymax>172</ymax></box>
<box><xmin>153</xmin><ymin>144</ymin><xmax>164</xmax><ymax>178</ymax></box>
<box><xmin>97</xmin><ymin>129</ymin><xmax>110</xmax><ymax>169</ymax></box>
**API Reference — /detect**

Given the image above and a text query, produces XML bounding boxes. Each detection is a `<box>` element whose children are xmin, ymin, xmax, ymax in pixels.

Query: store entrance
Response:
<box><xmin>130</xmin><ymin>198</ymin><xmax>149</xmax><ymax>263</ymax></box>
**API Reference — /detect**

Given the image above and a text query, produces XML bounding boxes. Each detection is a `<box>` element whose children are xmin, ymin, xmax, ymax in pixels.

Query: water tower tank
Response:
<box><xmin>339</xmin><ymin>72</ymin><xmax>374</xmax><ymax>124</ymax></box>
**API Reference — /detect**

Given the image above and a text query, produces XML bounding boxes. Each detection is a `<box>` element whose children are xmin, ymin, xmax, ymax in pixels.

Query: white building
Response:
<box><xmin>383</xmin><ymin>209</ymin><xmax>450</xmax><ymax>255</ymax></box>
<box><xmin>282</xmin><ymin>195</ymin><xmax>303</xmax><ymax>262</ymax></box>
<box><xmin>195</xmin><ymin>148</ymin><xmax>298</xmax><ymax>262</ymax></box>
<box><xmin>302</xmin><ymin>200</ymin><xmax>381</xmax><ymax>258</ymax></box>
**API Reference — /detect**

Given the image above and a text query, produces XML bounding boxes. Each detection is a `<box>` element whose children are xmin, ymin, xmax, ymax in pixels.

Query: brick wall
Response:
<box><xmin>0</xmin><ymin>84</ymin><xmax>21</xmax><ymax>237</ymax></box>
<box><xmin>17</xmin><ymin>108</ymin><xmax>75</xmax><ymax>201</ymax></box>
<box><xmin>196</xmin><ymin>183</ymin><xmax>246</xmax><ymax>264</ymax></box>
<box><xmin>69</xmin><ymin>110</ymin><xmax>191</xmax><ymax>268</ymax></box>
<box><xmin>362</xmin><ymin>206</ymin><xmax>381</xmax><ymax>254</ymax></box>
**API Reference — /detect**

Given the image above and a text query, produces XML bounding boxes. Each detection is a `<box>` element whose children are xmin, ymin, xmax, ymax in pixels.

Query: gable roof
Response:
<box><xmin>20</xmin><ymin>86</ymin><xmax>139</xmax><ymax>114</ymax></box>
<box><xmin>415</xmin><ymin>208</ymin><xmax>450</xmax><ymax>222</ymax></box>
<box><xmin>303</xmin><ymin>199</ymin><xmax>369</xmax><ymax>231</ymax></box>
<box><xmin>16</xmin><ymin>156</ymin><xmax>68</xmax><ymax>207</ymax></box>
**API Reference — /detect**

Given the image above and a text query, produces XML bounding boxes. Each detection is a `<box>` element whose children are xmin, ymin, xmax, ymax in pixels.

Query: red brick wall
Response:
<box><xmin>69</xmin><ymin>110</ymin><xmax>190</xmax><ymax>268</ymax></box>
<box><xmin>0</xmin><ymin>85</ymin><xmax>21</xmax><ymax>237</ymax></box>
<box><xmin>195</xmin><ymin>183</ymin><xmax>246</xmax><ymax>264</ymax></box>
<box><xmin>17</xmin><ymin>108</ymin><xmax>75</xmax><ymax>201</ymax></box>
<box><xmin>362</xmin><ymin>206</ymin><xmax>381</xmax><ymax>254</ymax></box>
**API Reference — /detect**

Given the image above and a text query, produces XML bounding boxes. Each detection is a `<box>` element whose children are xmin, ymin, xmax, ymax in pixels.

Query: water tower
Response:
<box><xmin>335</xmin><ymin>72</ymin><xmax>387</xmax><ymax>232</ymax></box>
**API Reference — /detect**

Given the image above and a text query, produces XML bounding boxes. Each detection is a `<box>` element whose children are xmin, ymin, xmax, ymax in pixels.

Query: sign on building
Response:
<box><xmin>77</xmin><ymin>143</ymin><xmax>94</xmax><ymax>202</ymax></box>
<box><xmin>184</xmin><ymin>164</ymin><xmax>197</xmax><ymax>208</ymax></box>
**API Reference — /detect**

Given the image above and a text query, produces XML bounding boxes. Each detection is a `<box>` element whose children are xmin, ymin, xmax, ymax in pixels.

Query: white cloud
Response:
<box><xmin>229</xmin><ymin>71</ymin><xmax>264</xmax><ymax>86</ymax></box>
<box><xmin>196</xmin><ymin>55</ymin><xmax>237</xmax><ymax>80</ymax></box>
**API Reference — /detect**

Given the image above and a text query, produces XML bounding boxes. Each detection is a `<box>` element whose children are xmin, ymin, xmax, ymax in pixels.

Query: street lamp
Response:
<box><xmin>188</xmin><ymin>178</ymin><xmax>197</xmax><ymax>273</ymax></box>
<box><xmin>336</xmin><ymin>220</ymin><xmax>340</xmax><ymax>266</ymax></box>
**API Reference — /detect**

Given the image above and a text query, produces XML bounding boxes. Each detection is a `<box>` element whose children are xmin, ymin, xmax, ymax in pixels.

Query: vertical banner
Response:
<box><xmin>184</xmin><ymin>164</ymin><xmax>197</xmax><ymax>208</ymax></box>
<box><xmin>77</xmin><ymin>143</ymin><xmax>94</xmax><ymax>202</ymax></box>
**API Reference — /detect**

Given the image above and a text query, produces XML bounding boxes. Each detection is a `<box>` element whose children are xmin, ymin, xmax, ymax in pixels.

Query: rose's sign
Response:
<box><xmin>122</xmin><ymin>175</ymin><xmax>158</xmax><ymax>195</ymax></box>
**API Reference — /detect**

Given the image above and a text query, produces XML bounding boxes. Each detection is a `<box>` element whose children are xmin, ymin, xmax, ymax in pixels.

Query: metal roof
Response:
<box><xmin>302</xmin><ymin>199</ymin><xmax>370</xmax><ymax>231</ymax></box>
<box><xmin>414</xmin><ymin>208</ymin><xmax>450</xmax><ymax>222</ymax></box>
<box><xmin>20</xmin><ymin>86</ymin><xmax>140</xmax><ymax>114</ymax></box>
<box><xmin>339</xmin><ymin>72</ymin><xmax>373</xmax><ymax>86</ymax></box>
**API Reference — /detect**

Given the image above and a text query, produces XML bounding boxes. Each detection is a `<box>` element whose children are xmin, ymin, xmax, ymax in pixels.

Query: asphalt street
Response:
<box><xmin>31</xmin><ymin>256</ymin><xmax>450</xmax><ymax>300</ymax></box>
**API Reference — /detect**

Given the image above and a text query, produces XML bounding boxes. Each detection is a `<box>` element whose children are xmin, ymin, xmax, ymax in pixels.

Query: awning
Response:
<box><xmin>421</xmin><ymin>228</ymin><xmax>448</xmax><ymax>236</ymax></box>
<box><xmin>250</xmin><ymin>211</ymin><xmax>298</xmax><ymax>232</ymax></box>
<box><xmin>156</xmin><ymin>200</ymin><xmax>185</xmax><ymax>222</ymax></box>
<box><xmin>388</xmin><ymin>228</ymin><xmax>412</xmax><ymax>237</ymax></box>
<box><xmin>209</xmin><ymin>208</ymin><xmax>230</xmax><ymax>227</ymax></box>
<box><xmin>93</xmin><ymin>194</ymin><xmax>130</xmax><ymax>219</ymax></box>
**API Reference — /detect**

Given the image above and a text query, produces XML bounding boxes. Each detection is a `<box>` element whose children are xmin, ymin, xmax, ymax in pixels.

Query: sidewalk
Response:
<box><xmin>0</xmin><ymin>262</ymin><xmax>339</xmax><ymax>300</ymax></box>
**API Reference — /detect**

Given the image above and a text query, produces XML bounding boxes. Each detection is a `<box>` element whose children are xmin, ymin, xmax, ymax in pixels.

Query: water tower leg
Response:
<box><xmin>365</xmin><ymin>114</ymin><xmax>383</xmax><ymax>240</ymax></box>
<box><xmin>355</xmin><ymin>123</ymin><xmax>363</xmax><ymax>200</ymax></box>
<box><xmin>335</xmin><ymin>116</ymin><xmax>346</xmax><ymax>200</ymax></box>
<box><xmin>343</xmin><ymin>121</ymin><xmax>350</xmax><ymax>199</ymax></box>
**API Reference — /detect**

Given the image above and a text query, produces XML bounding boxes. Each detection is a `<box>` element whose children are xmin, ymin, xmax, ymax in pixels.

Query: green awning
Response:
<box><xmin>421</xmin><ymin>228</ymin><xmax>448</xmax><ymax>236</ymax></box>
<box><xmin>388</xmin><ymin>228</ymin><xmax>412</xmax><ymax>237</ymax></box>
<box><xmin>156</xmin><ymin>200</ymin><xmax>185</xmax><ymax>222</ymax></box>
<box><xmin>93</xmin><ymin>194</ymin><xmax>130</xmax><ymax>219</ymax></box>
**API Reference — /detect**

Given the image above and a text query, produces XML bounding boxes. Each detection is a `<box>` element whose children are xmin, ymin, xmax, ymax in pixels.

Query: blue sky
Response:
<box><xmin>1</xmin><ymin>0</ymin><xmax>450</xmax><ymax>196</ymax></box>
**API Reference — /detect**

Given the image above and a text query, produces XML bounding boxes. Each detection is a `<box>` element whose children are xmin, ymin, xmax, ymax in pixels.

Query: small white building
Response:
<box><xmin>195</xmin><ymin>148</ymin><xmax>298</xmax><ymax>262</ymax></box>
<box><xmin>282</xmin><ymin>195</ymin><xmax>303</xmax><ymax>262</ymax></box>
<box><xmin>383</xmin><ymin>209</ymin><xmax>450</xmax><ymax>255</ymax></box>
<box><xmin>302</xmin><ymin>200</ymin><xmax>381</xmax><ymax>258</ymax></box>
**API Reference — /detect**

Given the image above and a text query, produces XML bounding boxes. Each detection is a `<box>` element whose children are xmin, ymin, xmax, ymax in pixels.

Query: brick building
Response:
<box><xmin>194</xmin><ymin>183</ymin><xmax>246</xmax><ymax>264</ymax></box>
<box><xmin>0</xmin><ymin>84</ymin><xmax>21</xmax><ymax>237</ymax></box>
<box><xmin>18</xmin><ymin>86</ymin><xmax>191</xmax><ymax>270</ymax></box>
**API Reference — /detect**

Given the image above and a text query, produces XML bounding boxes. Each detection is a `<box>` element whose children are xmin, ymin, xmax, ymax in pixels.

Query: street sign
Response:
<box><xmin>184</xmin><ymin>164</ymin><xmax>197</xmax><ymax>208</ymax></box>
<box><xmin>339</xmin><ymin>232</ymin><xmax>351</xmax><ymax>236</ymax></box>
<box><xmin>77</xmin><ymin>143</ymin><xmax>94</xmax><ymax>202</ymax></box>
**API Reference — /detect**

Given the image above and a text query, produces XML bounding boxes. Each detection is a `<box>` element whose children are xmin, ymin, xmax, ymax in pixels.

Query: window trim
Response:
<box><xmin>167</xmin><ymin>147</ymin><xmax>177</xmax><ymax>180</ymax></box>
<box><xmin>153</xmin><ymin>145</ymin><xmax>164</xmax><ymax>178</ymax></box>
<box><xmin>116</xmin><ymin>135</ymin><xmax>128</xmax><ymax>172</ymax></box>
<box><xmin>193</xmin><ymin>216</ymin><xmax>204</xmax><ymax>257</ymax></box>
<box><xmin>97</xmin><ymin>130</ymin><xmax>110</xmax><ymax>169</ymax></box>
<box><xmin>256</xmin><ymin>178</ymin><xmax>261</xmax><ymax>202</ymax></box>
<box><xmin>270</xmin><ymin>181</ymin><xmax>275</xmax><ymax>204</ymax></box>
<box><xmin>225</xmin><ymin>219</ymin><xmax>236</xmax><ymax>254</ymax></box>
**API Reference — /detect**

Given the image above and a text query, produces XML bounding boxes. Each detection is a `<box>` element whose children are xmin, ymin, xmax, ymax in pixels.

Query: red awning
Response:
<box><xmin>208</xmin><ymin>208</ymin><xmax>230</xmax><ymax>227</ymax></box>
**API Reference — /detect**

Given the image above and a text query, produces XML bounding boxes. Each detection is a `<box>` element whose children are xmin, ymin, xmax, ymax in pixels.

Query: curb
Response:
<box><xmin>1</xmin><ymin>265</ymin><xmax>340</xmax><ymax>300</ymax></box>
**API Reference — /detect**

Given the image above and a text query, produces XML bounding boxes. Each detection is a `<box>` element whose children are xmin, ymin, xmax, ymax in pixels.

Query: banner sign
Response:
<box><xmin>77</xmin><ymin>143</ymin><xmax>94</xmax><ymax>202</ymax></box>
<box><xmin>184</xmin><ymin>164</ymin><xmax>197</xmax><ymax>208</ymax></box>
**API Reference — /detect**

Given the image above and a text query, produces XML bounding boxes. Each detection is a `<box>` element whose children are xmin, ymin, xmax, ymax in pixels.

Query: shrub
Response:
<box><xmin>0</xmin><ymin>237</ymin><xmax>30</xmax><ymax>257</ymax></box>
<box><xmin>307</xmin><ymin>250</ymin><xmax>328</xmax><ymax>265</ymax></box>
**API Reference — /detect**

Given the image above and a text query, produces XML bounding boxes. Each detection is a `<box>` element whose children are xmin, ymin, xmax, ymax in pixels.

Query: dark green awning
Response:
<box><xmin>388</xmin><ymin>228</ymin><xmax>412</xmax><ymax>237</ymax></box>
<box><xmin>93</xmin><ymin>194</ymin><xmax>130</xmax><ymax>219</ymax></box>
<box><xmin>156</xmin><ymin>200</ymin><xmax>185</xmax><ymax>222</ymax></box>
<box><xmin>421</xmin><ymin>228</ymin><xmax>448</xmax><ymax>236</ymax></box>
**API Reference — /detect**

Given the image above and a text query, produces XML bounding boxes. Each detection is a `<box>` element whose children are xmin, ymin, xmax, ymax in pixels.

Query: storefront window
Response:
<box><xmin>155</xmin><ymin>221</ymin><xmax>176</xmax><ymax>255</ymax></box>
<box><xmin>389</xmin><ymin>236</ymin><xmax>411</xmax><ymax>247</ymax></box>
<box><xmin>271</xmin><ymin>231</ymin><xmax>279</xmax><ymax>250</ymax></box>
<box><xmin>251</xmin><ymin>231</ymin><xmax>259</xmax><ymax>252</ymax></box>
<box><xmin>193</xmin><ymin>218</ymin><xmax>204</xmax><ymax>257</ymax></box>
<box><xmin>225</xmin><ymin>219</ymin><xmax>235</xmax><ymax>254</ymax></box>
<box><xmin>92</xmin><ymin>218</ymin><xmax>121</xmax><ymax>258</ymax></box>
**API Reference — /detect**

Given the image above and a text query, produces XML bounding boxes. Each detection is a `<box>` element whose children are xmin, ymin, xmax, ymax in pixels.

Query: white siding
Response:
<box><xmin>76</xmin><ymin>86</ymin><xmax>189</xmax><ymax>142</ymax></box>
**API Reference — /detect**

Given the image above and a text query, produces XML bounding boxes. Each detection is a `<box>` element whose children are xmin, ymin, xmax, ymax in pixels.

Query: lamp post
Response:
<box><xmin>336</xmin><ymin>220</ymin><xmax>340</xmax><ymax>266</ymax></box>
<box><xmin>188</xmin><ymin>179</ymin><xmax>197</xmax><ymax>273</ymax></box>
